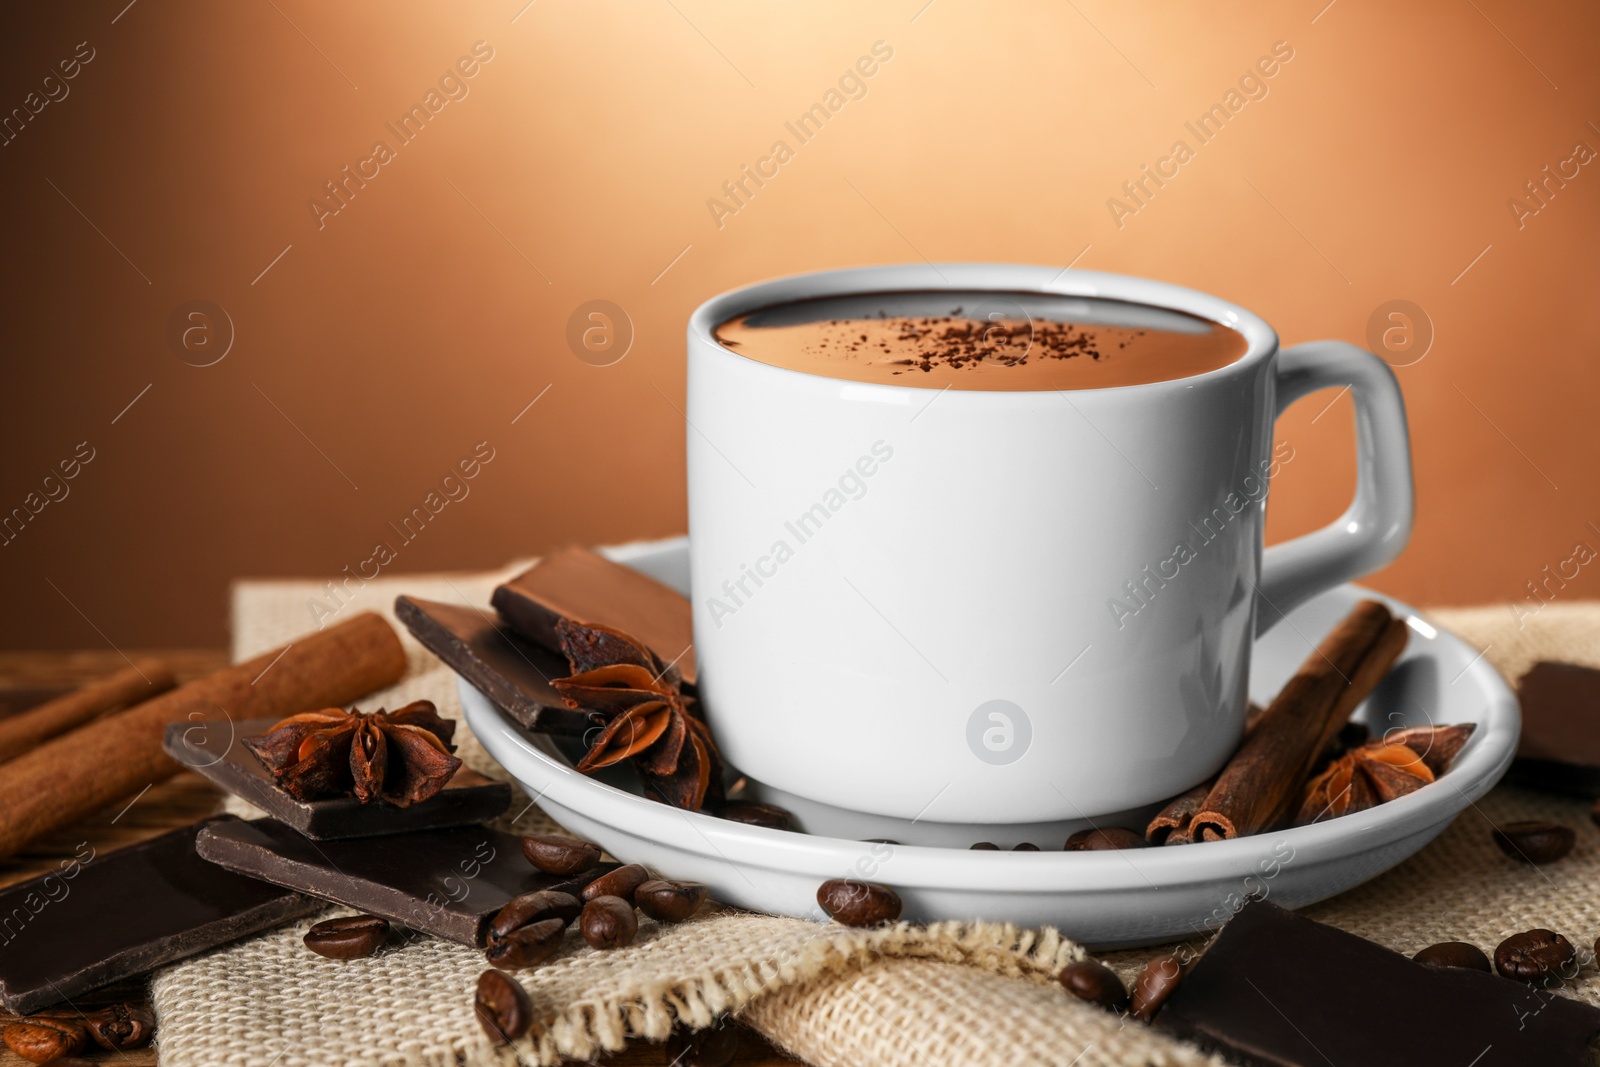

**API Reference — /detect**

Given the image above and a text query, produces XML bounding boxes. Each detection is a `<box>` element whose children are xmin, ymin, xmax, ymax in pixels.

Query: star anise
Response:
<box><xmin>243</xmin><ymin>700</ymin><xmax>463</xmax><ymax>806</ymax></box>
<box><xmin>551</xmin><ymin>618</ymin><xmax>722</xmax><ymax>812</ymax></box>
<box><xmin>1374</xmin><ymin>723</ymin><xmax>1475</xmax><ymax>776</ymax></box>
<box><xmin>1295</xmin><ymin>723</ymin><xmax>1476</xmax><ymax>826</ymax></box>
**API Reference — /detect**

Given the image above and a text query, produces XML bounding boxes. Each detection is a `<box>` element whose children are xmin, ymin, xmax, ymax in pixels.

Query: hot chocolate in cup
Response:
<box><xmin>712</xmin><ymin>289</ymin><xmax>1248</xmax><ymax>391</ymax></box>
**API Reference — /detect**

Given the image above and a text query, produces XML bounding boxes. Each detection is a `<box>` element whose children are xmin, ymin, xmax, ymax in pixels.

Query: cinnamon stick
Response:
<box><xmin>1146</xmin><ymin>703</ymin><xmax>1269</xmax><ymax>845</ymax></box>
<box><xmin>0</xmin><ymin>660</ymin><xmax>176</xmax><ymax>764</ymax></box>
<box><xmin>1146</xmin><ymin>780</ymin><xmax>1210</xmax><ymax>845</ymax></box>
<box><xmin>1188</xmin><ymin>600</ymin><xmax>1409</xmax><ymax>842</ymax></box>
<box><xmin>0</xmin><ymin>612</ymin><xmax>406</xmax><ymax>861</ymax></box>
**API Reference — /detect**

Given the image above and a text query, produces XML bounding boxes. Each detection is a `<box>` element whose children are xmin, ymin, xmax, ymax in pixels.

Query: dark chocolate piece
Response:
<box><xmin>195</xmin><ymin>817</ymin><xmax>611</xmax><ymax>947</ymax></box>
<box><xmin>1509</xmin><ymin>661</ymin><xmax>1600</xmax><ymax>796</ymax></box>
<box><xmin>491</xmin><ymin>546</ymin><xmax>696</xmax><ymax>684</ymax></box>
<box><xmin>0</xmin><ymin>816</ymin><xmax>319</xmax><ymax>1014</ymax></box>
<box><xmin>163</xmin><ymin>718</ymin><xmax>512</xmax><ymax>839</ymax></box>
<box><xmin>394</xmin><ymin>596</ymin><xmax>590</xmax><ymax>735</ymax></box>
<box><xmin>1155</xmin><ymin>900</ymin><xmax>1600</xmax><ymax>1066</ymax></box>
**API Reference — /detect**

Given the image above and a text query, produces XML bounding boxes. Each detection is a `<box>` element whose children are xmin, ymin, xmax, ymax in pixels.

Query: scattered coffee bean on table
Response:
<box><xmin>580</xmin><ymin>895</ymin><xmax>639</xmax><ymax>950</ymax></box>
<box><xmin>1065</xmin><ymin>827</ymin><xmax>1146</xmax><ymax>851</ymax></box>
<box><xmin>817</xmin><ymin>879</ymin><xmax>902</xmax><ymax>927</ymax></box>
<box><xmin>1412</xmin><ymin>941</ymin><xmax>1491</xmax><ymax>972</ymax></box>
<box><xmin>635</xmin><ymin>879</ymin><xmax>709</xmax><ymax>922</ymax></box>
<box><xmin>485</xmin><ymin>917</ymin><xmax>568</xmax><ymax>969</ymax></box>
<box><xmin>520</xmin><ymin>835</ymin><xmax>603</xmax><ymax>875</ymax></box>
<box><xmin>969</xmin><ymin>842</ymin><xmax>999</xmax><ymax>850</ymax></box>
<box><xmin>1130</xmin><ymin>953</ymin><xmax>1187</xmax><ymax>1021</ymax></box>
<box><xmin>1491</xmin><ymin>820</ymin><xmax>1575</xmax><ymax>864</ymax></box>
<box><xmin>718</xmin><ymin>801</ymin><xmax>794</xmax><ymax>830</ymax></box>
<box><xmin>475</xmin><ymin>968</ymin><xmax>533</xmax><ymax>1045</ymax></box>
<box><xmin>666</xmin><ymin>1020</ymin><xmax>742</xmax><ymax>1067</ymax></box>
<box><xmin>1012</xmin><ymin>842</ymin><xmax>1040</xmax><ymax>851</ymax></box>
<box><xmin>581</xmin><ymin>863</ymin><xmax>649</xmax><ymax>904</ymax></box>
<box><xmin>489</xmin><ymin>890</ymin><xmax>582</xmax><ymax>940</ymax></box>
<box><xmin>1058</xmin><ymin>960</ymin><xmax>1129</xmax><ymax>1013</ymax></box>
<box><xmin>303</xmin><ymin>914</ymin><xmax>391</xmax><ymax>960</ymax></box>
<box><xmin>83</xmin><ymin>1003</ymin><xmax>155</xmax><ymax>1050</ymax></box>
<box><xmin>1495</xmin><ymin>928</ymin><xmax>1576</xmax><ymax>983</ymax></box>
<box><xmin>3</xmin><ymin>1018</ymin><xmax>88</xmax><ymax>1063</ymax></box>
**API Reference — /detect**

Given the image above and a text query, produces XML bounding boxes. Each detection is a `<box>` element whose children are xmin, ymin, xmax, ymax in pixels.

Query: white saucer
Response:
<box><xmin>458</xmin><ymin>537</ymin><xmax>1518</xmax><ymax>948</ymax></box>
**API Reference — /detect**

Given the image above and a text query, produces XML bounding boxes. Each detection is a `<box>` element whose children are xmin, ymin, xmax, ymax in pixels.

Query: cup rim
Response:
<box><xmin>687</xmin><ymin>263</ymin><xmax>1281</xmax><ymax>396</ymax></box>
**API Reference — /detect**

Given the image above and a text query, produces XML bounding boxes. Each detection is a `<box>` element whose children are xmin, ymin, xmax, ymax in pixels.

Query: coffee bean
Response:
<box><xmin>489</xmin><ymin>891</ymin><xmax>582</xmax><ymax>940</ymax></box>
<box><xmin>541</xmin><ymin>862</ymin><xmax>619</xmax><ymax>897</ymax></box>
<box><xmin>665</xmin><ymin>1021</ymin><xmax>742</xmax><ymax>1067</ymax></box>
<box><xmin>303</xmin><ymin>914</ymin><xmax>390</xmax><ymax>960</ymax></box>
<box><xmin>817</xmin><ymin>879</ymin><xmax>902</xmax><ymax>927</ymax></box>
<box><xmin>1491</xmin><ymin>821</ymin><xmax>1575</xmax><ymax>865</ymax></box>
<box><xmin>1412</xmin><ymin>941</ymin><xmax>1491</xmax><ymax>972</ymax></box>
<box><xmin>580</xmin><ymin>895</ymin><xmax>639</xmax><ymax>950</ymax></box>
<box><xmin>485</xmin><ymin>917</ymin><xmax>567</xmax><ymax>969</ymax></box>
<box><xmin>1495</xmin><ymin>929</ymin><xmax>1576</xmax><ymax>984</ymax></box>
<box><xmin>475</xmin><ymin>968</ymin><xmax>533</xmax><ymax>1045</ymax></box>
<box><xmin>1130</xmin><ymin>953</ymin><xmax>1187</xmax><ymax>1021</ymax></box>
<box><xmin>83</xmin><ymin>1003</ymin><xmax>156</xmax><ymax>1050</ymax></box>
<box><xmin>635</xmin><ymin>879</ymin><xmax>709</xmax><ymax>923</ymax></box>
<box><xmin>3</xmin><ymin>1018</ymin><xmax>88</xmax><ymax>1063</ymax></box>
<box><xmin>719</xmin><ymin>801</ymin><xmax>794</xmax><ymax>831</ymax></box>
<box><xmin>1012</xmin><ymin>842</ymin><xmax>1041</xmax><ymax>851</ymax></box>
<box><xmin>969</xmin><ymin>842</ymin><xmax>999</xmax><ymax>850</ymax></box>
<box><xmin>581</xmin><ymin>863</ymin><xmax>649</xmax><ymax>904</ymax></box>
<box><xmin>520</xmin><ymin>835</ymin><xmax>602</xmax><ymax>875</ymax></box>
<box><xmin>1065</xmin><ymin>828</ymin><xmax>1146</xmax><ymax>851</ymax></box>
<box><xmin>1058</xmin><ymin>960</ymin><xmax>1129</xmax><ymax>1013</ymax></box>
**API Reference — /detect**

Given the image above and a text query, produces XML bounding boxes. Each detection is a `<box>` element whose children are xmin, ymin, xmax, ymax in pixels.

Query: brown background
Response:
<box><xmin>1</xmin><ymin>0</ymin><xmax>1597</xmax><ymax>650</ymax></box>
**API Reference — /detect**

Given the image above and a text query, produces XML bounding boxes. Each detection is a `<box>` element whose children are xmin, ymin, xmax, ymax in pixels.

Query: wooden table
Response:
<box><xmin>0</xmin><ymin>651</ymin><xmax>799</xmax><ymax>1067</ymax></box>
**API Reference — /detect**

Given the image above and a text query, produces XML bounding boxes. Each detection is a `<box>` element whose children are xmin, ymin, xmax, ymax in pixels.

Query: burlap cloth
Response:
<box><xmin>146</xmin><ymin>565</ymin><xmax>1600</xmax><ymax>1067</ymax></box>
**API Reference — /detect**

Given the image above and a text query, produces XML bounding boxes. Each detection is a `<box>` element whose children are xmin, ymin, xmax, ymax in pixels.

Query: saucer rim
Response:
<box><xmin>457</xmin><ymin>581</ymin><xmax>1518</xmax><ymax>894</ymax></box>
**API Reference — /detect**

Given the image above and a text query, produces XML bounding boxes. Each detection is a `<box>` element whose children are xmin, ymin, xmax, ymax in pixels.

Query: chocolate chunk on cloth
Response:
<box><xmin>1155</xmin><ymin>900</ymin><xmax>1600</xmax><ymax>1066</ymax></box>
<box><xmin>195</xmin><ymin>817</ymin><xmax>611</xmax><ymax>947</ymax></box>
<box><xmin>0</xmin><ymin>815</ymin><xmax>320</xmax><ymax>1014</ymax></box>
<box><xmin>165</xmin><ymin>718</ymin><xmax>511</xmax><ymax>839</ymax></box>
<box><xmin>491</xmin><ymin>546</ymin><xmax>697</xmax><ymax>685</ymax></box>
<box><xmin>1509</xmin><ymin>661</ymin><xmax>1600</xmax><ymax>796</ymax></box>
<box><xmin>395</xmin><ymin>595</ymin><xmax>591</xmax><ymax>735</ymax></box>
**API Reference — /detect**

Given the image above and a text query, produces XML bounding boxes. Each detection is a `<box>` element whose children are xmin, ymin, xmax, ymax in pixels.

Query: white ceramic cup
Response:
<box><xmin>686</xmin><ymin>265</ymin><xmax>1413</xmax><ymax>828</ymax></box>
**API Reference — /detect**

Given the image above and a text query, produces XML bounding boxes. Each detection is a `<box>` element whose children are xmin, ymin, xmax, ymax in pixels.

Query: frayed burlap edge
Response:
<box><xmin>458</xmin><ymin>918</ymin><xmax>1084</xmax><ymax>1066</ymax></box>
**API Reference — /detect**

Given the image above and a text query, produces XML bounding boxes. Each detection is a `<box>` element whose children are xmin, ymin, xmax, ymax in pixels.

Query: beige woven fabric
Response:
<box><xmin>147</xmin><ymin>565</ymin><xmax>1600</xmax><ymax>1067</ymax></box>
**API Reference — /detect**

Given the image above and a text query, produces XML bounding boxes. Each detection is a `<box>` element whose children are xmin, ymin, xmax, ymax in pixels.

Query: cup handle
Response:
<box><xmin>1256</xmin><ymin>341</ymin><xmax>1415</xmax><ymax>636</ymax></box>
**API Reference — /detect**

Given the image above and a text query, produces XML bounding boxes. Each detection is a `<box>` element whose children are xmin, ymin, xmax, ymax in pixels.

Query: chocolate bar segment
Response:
<box><xmin>195</xmin><ymin>817</ymin><xmax>610</xmax><ymax>946</ymax></box>
<box><xmin>395</xmin><ymin>595</ymin><xmax>589</xmax><ymax>735</ymax></box>
<box><xmin>1155</xmin><ymin>900</ymin><xmax>1600</xmax><ymax>1066</ymax></box>
<box><xmin>163</xmin><ymin>718</ymin><xmax>512</xmax><ymax>839</ymax></box>
<box><xmin>491</xmin><ymin>546</ymin><xmax>696</xmax><ymax>684</ymax></box>
<box><xmin>1508</xmin><ymin>661</ymin><xmax>1600</xmax><ymax>796</ymax></box>
<box><xmin>0</xmin><ymin>816</ymin><xmax>320</xmax><ymax>1014</ymax></box>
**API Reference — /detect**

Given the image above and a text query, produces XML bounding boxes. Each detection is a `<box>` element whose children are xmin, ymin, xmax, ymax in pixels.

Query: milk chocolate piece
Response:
<box><xmin>195</xmin><ymin>817</ymin><xmax>614</xmax><ymax>946</ymax></box>
<box><xmin>1155</xmin><ymin>900</ymin><xmax>1600</xmax><ymax>1066</ymax></box>
<box><xmin>163</xmin><ymin>718</ymin><xmax>512</xmax><ymax>839</ymax></box>
<box><xmin>1509</xmin><ymin>661</ymin><xmax>1600</xmax><ymax>796</ymax></box>
<box><xmin>491</xmin><ymin>546</ymin><xmax>696</xmax><ymax>684</ymax></box>
<box><xmin>395</xmin><ymin>596</ymin><xmax>590</xmax><ymax>735</ymax></box>
<box><xmin>0</xmin><ymin>816</ymin><xmax>319</xmax><ymax>1014</ymax></box>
